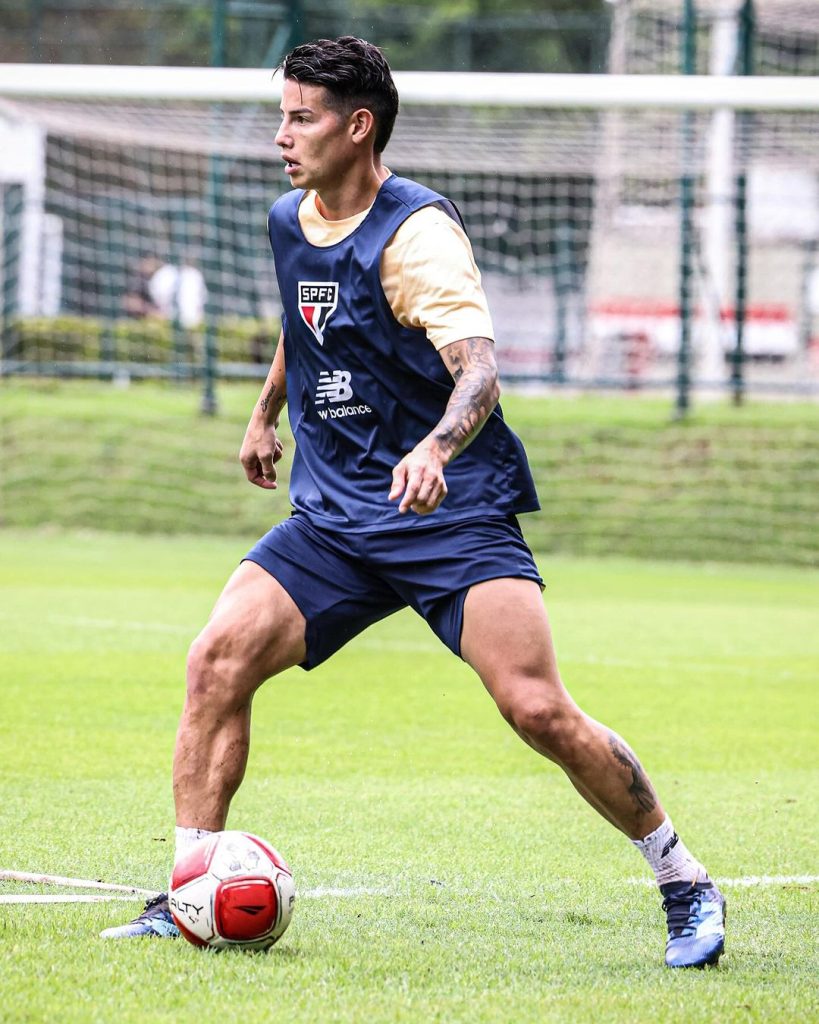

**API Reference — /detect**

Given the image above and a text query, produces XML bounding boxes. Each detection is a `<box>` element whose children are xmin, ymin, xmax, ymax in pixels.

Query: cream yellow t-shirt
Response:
<box><xmin>297</xmin><ymin>187</ymin><xmax>494</xmax><ymax>351</ymax></box>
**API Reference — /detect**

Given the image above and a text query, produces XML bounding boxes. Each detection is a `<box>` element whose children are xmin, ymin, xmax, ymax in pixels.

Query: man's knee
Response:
<box><xmin>184</xmin><ymin>563</ymin><xmax>307</xmax><ymax>711</ymax></box>
<box><xmin>499</xmin><ymin>688</ymin><xmax>581</xmax><ymax>757</ymax></box>
<box><xmin>185</xmin><ymin>628</ymin><xmax>257</xmax><ymax>711</ymax></box>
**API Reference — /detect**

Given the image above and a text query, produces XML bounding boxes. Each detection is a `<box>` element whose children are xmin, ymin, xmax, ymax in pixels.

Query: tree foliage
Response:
<box><xmin>0</xmin><ymin>0</ymin><xmax>612</xmax><ymax>72</ymax></box>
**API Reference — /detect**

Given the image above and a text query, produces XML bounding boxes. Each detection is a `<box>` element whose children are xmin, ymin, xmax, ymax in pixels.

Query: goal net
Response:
<box><xmin>1</xmin><ymin>59</ymin><xmax>819</xmax><ymax>395</ymax></box>
<box><xmin>616</xmin><ymin>0</ymin><xmax>819</xmax><ymax>78</ymax></box>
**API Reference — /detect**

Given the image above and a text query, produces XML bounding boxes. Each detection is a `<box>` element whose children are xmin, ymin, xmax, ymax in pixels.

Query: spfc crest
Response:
<box><xmin>298</xmin><ymin>281</ymin><xmax>339</xmax><ymax>346</ymax></box>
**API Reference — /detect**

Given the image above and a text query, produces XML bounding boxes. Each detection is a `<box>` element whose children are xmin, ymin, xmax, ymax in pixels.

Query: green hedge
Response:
<box><xmin>3</xmin><ymin>315</ymin><xmax>280</xmax><ymax>365</ymax></box>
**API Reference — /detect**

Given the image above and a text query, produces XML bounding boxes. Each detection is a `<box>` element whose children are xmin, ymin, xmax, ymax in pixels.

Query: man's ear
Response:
<box><xmin>349</xmin><ymin>107</ymin><xmax>376</xmax><ymax>146</ymax></box>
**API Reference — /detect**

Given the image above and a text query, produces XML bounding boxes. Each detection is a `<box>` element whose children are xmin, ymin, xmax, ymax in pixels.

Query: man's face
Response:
<box><xmin>275</xmin><ymin>78</ymin><xmax>354</xmax><ymax>191</ymax></box>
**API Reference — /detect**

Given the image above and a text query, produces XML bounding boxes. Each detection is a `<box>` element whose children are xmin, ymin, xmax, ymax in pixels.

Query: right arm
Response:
<box><xmin>239</xmin><ymin>331</ymin><xmax>287</xmax><ymax>490</ymax></box>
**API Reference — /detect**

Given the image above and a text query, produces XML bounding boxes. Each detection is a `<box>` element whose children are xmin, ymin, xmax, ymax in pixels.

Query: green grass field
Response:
<box><xmin>0</xmin><ymin>530</ymin><xmax>817</xmax><ymax>1023</ymax></box>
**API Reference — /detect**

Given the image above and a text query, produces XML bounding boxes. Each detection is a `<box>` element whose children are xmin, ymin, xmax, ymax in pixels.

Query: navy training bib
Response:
<box><xmin>267</xmin><ymin>174</ymin><xmax>540</xmax><ymax>531</ymax></box>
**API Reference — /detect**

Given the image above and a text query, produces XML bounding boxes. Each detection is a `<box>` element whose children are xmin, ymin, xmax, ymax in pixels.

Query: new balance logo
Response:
<box><xmin>314</xmin><ymin>369</ymin><xmax>372</xmax><ymax>420</ymax></box>
<box><xmin>661</xmin><ymin>833</ymin><xmax>680</xmax><ymax>858</ymax></box>
<box><xmin>298</xmin><ymin>281</ymin><xmax>338</xmax><ymax>345</ymax></box>
<box><xmin>315</xmin><ymin>370</ymin><xmax>353</xmax><ymax>405</ymax></box>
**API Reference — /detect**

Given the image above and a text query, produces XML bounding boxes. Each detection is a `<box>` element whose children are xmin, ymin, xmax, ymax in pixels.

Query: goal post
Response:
<box><xmin>1</xmin><ymin>63</ymin><xmax>818</xmax><ymax>108</ymax></box>
<box><xmin>1</xmin><ymin>63</ymin><xmax>818</xmax><ymax>401</ymax></box>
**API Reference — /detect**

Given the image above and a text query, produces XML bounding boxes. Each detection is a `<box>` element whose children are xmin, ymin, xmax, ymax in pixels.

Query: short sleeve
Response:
<box><xmin>381</xmin><ymin>207</ymin><xmax>494</xmax><ymax>350</ymax></box>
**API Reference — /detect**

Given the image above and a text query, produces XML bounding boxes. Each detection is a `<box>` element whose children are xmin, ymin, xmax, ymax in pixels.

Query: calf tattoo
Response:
<box><xmin>608</xmin><ymin>733</ymin><xmax>657</xmax><ymax>814</ymax></box>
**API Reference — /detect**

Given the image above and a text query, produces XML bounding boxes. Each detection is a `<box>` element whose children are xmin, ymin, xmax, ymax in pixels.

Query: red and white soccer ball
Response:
<box><xmin>169</xmin><ymin>830</ymin><xmax>295</xmax><ymax>951</ymax></box>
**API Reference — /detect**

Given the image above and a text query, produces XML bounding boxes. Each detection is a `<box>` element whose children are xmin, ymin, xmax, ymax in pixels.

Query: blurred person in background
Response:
<box><xmin>122</xmin><ymin>255</ymin><xmax>162</xmax><ymax>318</ymax></box>
<box><xmin>148</xmin><ymin>259</ymin><xmax>207</xmax><ymax>329</ymax></box>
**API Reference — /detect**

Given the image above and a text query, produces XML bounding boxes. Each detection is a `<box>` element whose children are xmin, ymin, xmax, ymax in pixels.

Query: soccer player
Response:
<box><xmin>102</xmin><ymin>36</ymin><xmax>726</xmax><ymax>968</ymax></box>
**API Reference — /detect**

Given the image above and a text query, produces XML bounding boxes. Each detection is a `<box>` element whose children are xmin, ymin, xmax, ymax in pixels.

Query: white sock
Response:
<box><xmin>174</xmin><ymin>826</ymin><xmax>214</xmax><ymax>865</ymax></box>
<box><xmin>632</xmin><ymin>816</ymin><xmax>708</xmax><ymax>888</ymax></box>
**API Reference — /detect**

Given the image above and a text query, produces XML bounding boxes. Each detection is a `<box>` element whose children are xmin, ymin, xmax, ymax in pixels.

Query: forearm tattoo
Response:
<box><xmin>259</xmin><ymin>382</ymin><xmax>283</xmax><ymax>414</ymax></box>
<box><xmin>435</xmin><ymin>337</ymin><xmax>500</xmax><ymax>460</ymax></box>
<box><xmin>608</xmin><ymin>733</ymin><xmax>658</xmax><ymax>815</ymax></box>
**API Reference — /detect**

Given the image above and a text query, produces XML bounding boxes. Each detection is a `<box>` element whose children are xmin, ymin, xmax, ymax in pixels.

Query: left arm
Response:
<box><xmin>389</xmin><ymin>336</ymin><xmax>499</xmax><ymax>515</ymax></box>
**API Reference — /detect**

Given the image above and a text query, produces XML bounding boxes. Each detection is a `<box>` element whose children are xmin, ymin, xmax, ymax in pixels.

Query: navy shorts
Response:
<box><xmin>243</xmin><ymin>512</ymin><xmax>543</xmax><ymax>670</ymax></box>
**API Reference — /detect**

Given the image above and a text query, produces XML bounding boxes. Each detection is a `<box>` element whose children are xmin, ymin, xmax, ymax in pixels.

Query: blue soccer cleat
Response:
<box><xmin>99</xmin><ymin>892</ymin><xmax>179</xmax><ymax>939</ymax></box>
<box><xmin>661</xmin><ymin>879</ymin><xmax>726</xmax><ymax>968</ymax></box>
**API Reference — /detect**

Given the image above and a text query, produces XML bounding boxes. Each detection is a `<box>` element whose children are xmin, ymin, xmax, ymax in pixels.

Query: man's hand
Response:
<box><xmin>241</xmin><ymin>332</ymin><xmax>287</xmax><ymax>489</ymax></box>
<box><xmin>389</xmin><ymin>441</ymin><xmax>448</xmax><ymax>515</ymax></box>
<box><xmin>388</xmin><ymin>337</ymin><xmax>499</xmax><ymax>516</ymax></box>
<box><xmin>240</xmin><ymin>420</ymin><xmax>284</xmax><ymax>490</ymax></box>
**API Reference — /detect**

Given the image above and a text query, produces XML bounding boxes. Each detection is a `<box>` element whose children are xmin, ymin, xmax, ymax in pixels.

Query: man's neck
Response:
<box><xmin>314</xmin><ymin>159</ymin><xmax>390</xmax><ymax>222</ymax></box>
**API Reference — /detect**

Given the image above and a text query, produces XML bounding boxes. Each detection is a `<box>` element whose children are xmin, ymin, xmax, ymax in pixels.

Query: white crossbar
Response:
<box><xmin>0</xmin><ymin>64</ymin><xmax>817</xmax><ymax>112</ymax></box>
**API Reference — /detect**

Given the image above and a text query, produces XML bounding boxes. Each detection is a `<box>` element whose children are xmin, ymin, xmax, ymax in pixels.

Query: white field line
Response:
<box><xmin>6</xmin><ymin>878</ymin><xmax>816</xmax><ymax>906</ymax></box>
<box><xmin>0</xmin><ymin>611</ymin><xmax>196</xmax><ymax>636</ymax></box>
<box><xmin>0</xmin><ymin>870</ymin><xmax>158</xmax><ymax>896</ymax></box>
<box><xmin>299</xmin><ymin>886</ymin><xmax>394</xmax><ymax>898</ymax></box>
<box><xmin>566</xmin><ymin>654</ymin><xmax>794</xmax><ymax>680</ymax></box>
<box><xmin>0</xmin><ymin>870</ymin><xmax>386</xmax><ymax>899</ymax></box>
<box><xmin>19</xmin><ymin>615</ymin><xmax>795</xmax><ymax>675</ymax></box>
<box><xmin>0</xmin><ymin>871</ymin><xmax>393</xmax><ymax>905</ymax></box>
<box><xmin>354</xmin><ymin>638</ymin><xmax>442</xmax><ymax>654</ymax></box>
<box><xmin>4</xmin><ymin>870</ymin><xmax>814</xmax><ymax>908</ymax></box>
<box><xmin>0</xmin><ymin>894</ymin><xmax>145</xmax><ymax>904</ymax></box>
<box><xmin>44</xmin><ymin>616</ymin><xmax>438</xmax><ymax>650</ymax></box>
<box><xmin>1</xmin><ymin>613</ymin><xmax>794</xmax><ymax>677</ymax></box>
<box><xmin>629</xmin><ymin>875</ymin><xmax>819</xmax><ymax>888</ymax></box>
<box><xmin>47</xmin><ymin>615</ymin><xmax>195</xmax><ymax>635</ymax></box>
<box><xmin>0</xmin><ymin>887</ymin><xmax>394</xmax><ymax>906</ymax></box>
<box><xmin>298</xmin><ymin>878</ymin><xmax>819</xmax><ymax>895</ymax></box>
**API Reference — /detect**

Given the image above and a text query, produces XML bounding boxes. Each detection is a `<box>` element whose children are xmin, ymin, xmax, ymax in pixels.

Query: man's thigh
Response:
<box><xmin>369</xmin><ymin>515</ymin><xmax>543</xmax><ymax>658</ymax></box>
<box><xmin>460</xmin><ymin>577</ymin><xmax>566</xmax><ymax>706</ymax></box>
<box><xmin>196</xmin><ymin>559</ymin><xmax>308</xmax><ymax>683</ymax></box>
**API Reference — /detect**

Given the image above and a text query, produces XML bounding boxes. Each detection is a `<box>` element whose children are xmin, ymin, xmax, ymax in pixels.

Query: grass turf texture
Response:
<box><xmin>0</xmin><ymin>532</ymin><xmax>817</xmax><ymax>1023</ymax></box>
<box><xmin>1</xmin><ymin>380</ymin><xmax>818</xmax><ymax>564</ymax></box>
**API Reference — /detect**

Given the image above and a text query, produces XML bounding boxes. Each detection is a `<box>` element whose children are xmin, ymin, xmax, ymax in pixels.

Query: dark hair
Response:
<box><xmin>277</xmin><ymin>36</ymin><xmax>399</xmax><ymax>154</ymax></box>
